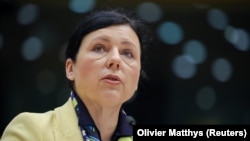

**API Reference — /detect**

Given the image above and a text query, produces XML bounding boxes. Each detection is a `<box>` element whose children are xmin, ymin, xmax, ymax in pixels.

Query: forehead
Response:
<box><xmin>83</xmin><ymin>25</ymin><xmax>140</xmax><ymax>46</ymax></box>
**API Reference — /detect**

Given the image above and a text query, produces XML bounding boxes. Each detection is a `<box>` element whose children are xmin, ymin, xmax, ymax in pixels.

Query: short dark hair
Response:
<box><xmin>65</xmin><ymin>8</ymin><xmax>152</xmax><ymax>90</ymax></box>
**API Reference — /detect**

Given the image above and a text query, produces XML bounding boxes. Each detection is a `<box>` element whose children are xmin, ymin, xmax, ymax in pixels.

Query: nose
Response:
<box><xmin>106</xmin><ymin>48</ymin><xmax>121</xmax><ymax>70</ymax></box>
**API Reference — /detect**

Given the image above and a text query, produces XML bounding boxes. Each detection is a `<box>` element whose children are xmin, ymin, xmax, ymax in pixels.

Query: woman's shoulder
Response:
<box><xmin>11</xmin><ymin>110</ymin><xmax>55</xmax><ymax>126</ymax></box>
<box><xmin>4</xmin><ymin>99</ymin><xmax>73</xmax><ymax>132</ymax></box>
<box><xmin>1</xmin><ymin>98</ymin><xmax>78</xmax><ymax>141</ymax></box>
<box><xmin>1</xmin><ymin>111</ymin><xmax>56</xmax><ymax>141</ymax></box>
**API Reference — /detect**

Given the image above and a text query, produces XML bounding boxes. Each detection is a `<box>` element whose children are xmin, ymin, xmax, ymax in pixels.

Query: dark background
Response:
<box><xmin>1</xmin><ymin>0</ymin><xmax>250</xmax><ymax>135</ymax></box>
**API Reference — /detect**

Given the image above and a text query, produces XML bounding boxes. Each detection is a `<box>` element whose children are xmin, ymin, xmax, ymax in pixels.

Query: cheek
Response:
<box><xmin>79</xmin><ymin>62</ymin><xmax>97</xmax><ymax>77</ymax></box>
<box><xmin>129</xmin><ymin>66</ymin><xmax>141</xmax><ymax>85</ymax></box>
<box><xmin>76</xmin><ymin>57</ymin><xmax>96</xmax><ymax>77</ymax></box>
<box><xmin>75</xmin><ymin>58</ymin><xmax>99</xmax><ymax>92</ymax></box>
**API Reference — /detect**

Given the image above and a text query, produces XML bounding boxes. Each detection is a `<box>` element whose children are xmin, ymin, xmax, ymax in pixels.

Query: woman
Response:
<box><xmin>1</xmin><ymin>8</ymin><xmax>151</xmax><ymax>141</ymax></box>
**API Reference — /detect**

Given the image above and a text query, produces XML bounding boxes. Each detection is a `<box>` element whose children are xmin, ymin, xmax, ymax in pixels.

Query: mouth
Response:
<box><xmin>102</xmin><ymin>74</ymin><xmax>121</xmax><ymax>85</ymax></box>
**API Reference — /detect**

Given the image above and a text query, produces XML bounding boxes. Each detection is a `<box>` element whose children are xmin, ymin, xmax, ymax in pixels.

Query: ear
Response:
<box><xmin>65</xmin><ymin>58</ymin><xmax>75</xmax><ymax>81</ymax></box>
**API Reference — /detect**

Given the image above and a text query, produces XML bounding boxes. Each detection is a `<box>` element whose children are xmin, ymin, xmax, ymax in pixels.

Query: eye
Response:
<box><xmin>93</xmin><ymin>44</ymin><xmax>105</xmax><ymax>52</ymax></box>
<box><xmin>122</xmin><ymin>49</ymin><xmax>134</xmax><ymax>59</ymax></box>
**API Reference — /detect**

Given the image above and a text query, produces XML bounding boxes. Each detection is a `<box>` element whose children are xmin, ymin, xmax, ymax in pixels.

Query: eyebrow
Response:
<box><xmin>91</xmin><ymin>36</ymin><xmax>110</xmax><ymax>43</ymax></box>
<box><xmin>91</xmin><ymin>36</ymin><xmax>138</xmax><ymax>49</ymax></box>
<box><xmin>121</xmin><ymin>40</ymin><xmax>137</xmax><ymax>49</ymax></box>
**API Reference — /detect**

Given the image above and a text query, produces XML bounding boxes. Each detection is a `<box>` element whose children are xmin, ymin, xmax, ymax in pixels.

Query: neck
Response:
<box><xmin>94</xmin><ymin>110</ymin><xmax>119</xmax><ymax>141</ymax></box>
<box><xmin>82</xmin><ymin>97</ymin><xmax>122</xmax><ymax>141</ymax></box>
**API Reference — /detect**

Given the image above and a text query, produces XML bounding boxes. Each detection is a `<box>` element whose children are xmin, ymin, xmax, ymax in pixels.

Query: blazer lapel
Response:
<box><xmin>53</xmin><ymin>98</ymin><xmax>83</xmax><ymax>141</ymax></box>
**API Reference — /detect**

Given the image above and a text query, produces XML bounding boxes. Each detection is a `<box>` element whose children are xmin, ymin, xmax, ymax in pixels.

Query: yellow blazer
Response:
<box><xmin>1</xmin><ymin>98</ymin><xmax>132</xmax><ymax>141</ymax></box>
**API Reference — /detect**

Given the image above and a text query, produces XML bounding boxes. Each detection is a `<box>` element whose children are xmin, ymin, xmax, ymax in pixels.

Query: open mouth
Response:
<box><xmin>106</xmin><ymin>77</ymin><xmax>119</xmax><ymax>81</ymax></box>
<box><xmin>103</xmin><ymin>74</ymin><xmax>121</xmax><ymax>84</ymax></box>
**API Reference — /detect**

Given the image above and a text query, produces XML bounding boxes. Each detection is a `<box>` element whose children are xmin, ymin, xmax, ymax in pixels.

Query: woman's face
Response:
<box><xmin>66</xmin><ymin>25</ymin><xmax>141</xmax><ymax>107</ymax></box>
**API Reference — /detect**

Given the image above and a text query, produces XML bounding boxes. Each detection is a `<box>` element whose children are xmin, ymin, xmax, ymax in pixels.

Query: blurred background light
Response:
<box><xmin>196</xmin><ymin>86</ymin><xmax>216</xmax><ymax>111</ymax></box>
<box><xmin>172</xmin><ymin>55</ymin><xmax>197</xmax><ymax>79</ymax></box>
<box><xmin>224</xmin><ymin>26</ymin><xmax>239</xmax><ymax>45</ymax></box>
<box><xmin>21</xmin><ymin>36</ymin><xmax>44</xmax><ymax>61</ymax></box>
<box><xmin>69</xmin><ymin>0</ymin><xmax>96</xmax><ymax>14</ymax></box>
<box><xmin>225</xmin><ymin>26</ymin><xmax>250</xmax><ymax>51</ymax></box>
<box><xmin>211</xmin><ymin>58</ymin><xmax>233</xmax><ymax>82</ymax></box>
<box><xmin>233</xmin><ymin>29</ymin><xmax>249</xmax><ymax>51</ymax></box>
<box><xmin>157</xmin><ymin>21</ymin><xmax>184</xmax><ymax>45</ymax></box>
<box><xmin>136</xmin><ymin>2</ymin><xmax>163</xmax><ymax>23</ymax></box>
<box><xmin>183</xmin><ymin>40</ymin><xmax>207</xmax><ymax>64</ymax></box>
<box><xmin>207</xmin><ymin>8</ymin><xmax>228</xmax><ymax>30</ymax></box>
<box><xmin>17</xmin><ymin>3</ymin><xmax>39</xmax><ymax>25</ymax></box>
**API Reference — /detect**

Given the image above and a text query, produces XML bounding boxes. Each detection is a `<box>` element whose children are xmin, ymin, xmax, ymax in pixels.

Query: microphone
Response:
<box><xmin>127</xmin><ymin>115</ymin><xmax>136</xmax><ymax>125</ymax></box>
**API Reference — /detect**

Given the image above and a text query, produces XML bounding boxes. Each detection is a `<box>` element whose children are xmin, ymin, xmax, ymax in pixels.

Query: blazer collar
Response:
<box><xmin>53</xmin><ymin>98</ymin><xmax>83</xmax><ymax>141</ymax></box>
<box><xmin>51</xmin><ymin>96</ymin><xmax>133</xmax><ymax>141</ymax></box>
